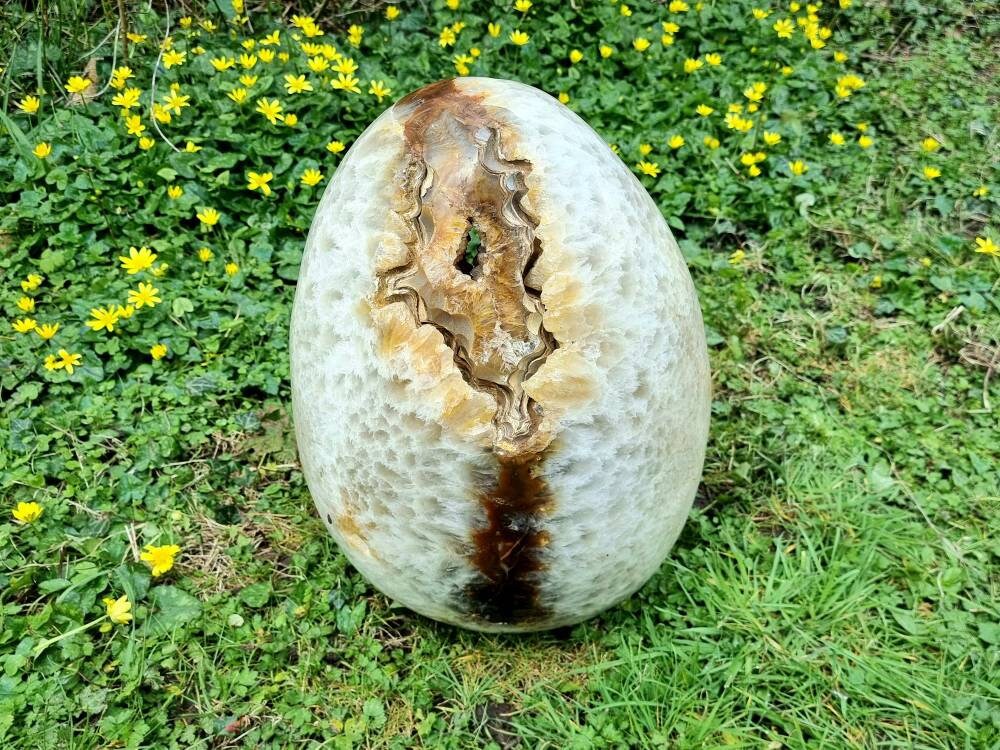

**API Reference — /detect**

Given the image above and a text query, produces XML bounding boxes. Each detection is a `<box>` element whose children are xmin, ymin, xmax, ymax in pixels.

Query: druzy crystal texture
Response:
<box><xmin>290</xmin><ymin>78</ymin><xmax>711</xmax><ymax>632</ymax></box>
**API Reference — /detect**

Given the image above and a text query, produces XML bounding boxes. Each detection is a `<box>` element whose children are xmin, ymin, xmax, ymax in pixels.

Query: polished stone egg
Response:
<box><xmin>290</xmin><ymin>77</ymin><xmax>710</xmax><ymax>632</ymax></box>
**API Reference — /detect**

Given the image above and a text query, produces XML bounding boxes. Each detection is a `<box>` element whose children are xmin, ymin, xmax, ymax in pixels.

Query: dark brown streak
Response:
<box><xmin>466</xmin><ymin>453</ymin><xmax>552</xmax><ymax>624</ymax></box>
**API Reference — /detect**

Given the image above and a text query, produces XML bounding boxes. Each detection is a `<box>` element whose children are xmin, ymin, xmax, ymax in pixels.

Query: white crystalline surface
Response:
<box><xmin>290</xmin><ymin>77</ymin><xmax>711</xmax><ymax>632</ymax></box>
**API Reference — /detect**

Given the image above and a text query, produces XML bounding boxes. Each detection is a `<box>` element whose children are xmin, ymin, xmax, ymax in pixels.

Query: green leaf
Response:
<box><xmin>146</xmin><ymin>586</ymin><xmax>202</xmax><ymax>633</ymax></box>
<box><xmin>172</xmin><ymin>297</ymin><xmax>195</xmax><ymax>317</ymax></box>
<box><xmin>239</xmin><ymin>582</ymin><xmax>272</xmax><ymax>608</ymax></box>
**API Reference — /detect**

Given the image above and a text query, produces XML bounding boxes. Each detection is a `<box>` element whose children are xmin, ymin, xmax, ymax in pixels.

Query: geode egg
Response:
<box><xmin>290</xmin><ymin>77</ymin><xmax>710</xmax><ymax>632</ymax></box>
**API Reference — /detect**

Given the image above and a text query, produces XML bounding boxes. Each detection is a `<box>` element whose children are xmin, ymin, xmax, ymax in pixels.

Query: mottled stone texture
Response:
<box><xmin>290</xmin><ymin>77</ymin><xmax>711</xmax><ymax>632</ymax></box>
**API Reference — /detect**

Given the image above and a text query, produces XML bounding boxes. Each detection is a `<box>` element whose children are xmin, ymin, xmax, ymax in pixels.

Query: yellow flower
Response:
<box><xmin>227</xmin><ymin>87</ymin><xmax>248</xmax><ymax>104</ymax></box>
<box><xmin>439</xmin><ymin>27</ymin><xmax>457</xmax><ymax>47</ymax></box>
<box><xmin>327</xmin><ymin>140</ymin><xmax>346</xmax><ymax>154</ymax></box>
<box><xmin>86</xmin><ymin>306</ymin><xmax>120</xmax><ymax>333</ymax></box>
<box><xmin>368</xmin><ymin>80</ymin><xmax>392</xmax><ymax>102</ymax></box>
<box><xmin>599</xmin><ymin>45</ymin><xmax>614</xmax><ymax>59</ymax></box>
<box><xmin>239</xmin><ymin>74</ymin><xmax>258</xmax><ymax>87</ymax></box>
<box><xmin>661</xmin><ymin>34</ymin><xmax>675</xmax><ymax>46</ymax></box>
<box><xmin>781</xmin><ymin>65</ymin><xmax>794</xmax><ymax>76</ymax></box>
<box><xmin>705</xmin><ymin>53</ymin><xmax>722</xmax><ymax>66</ymax></box>
<box><xmin>65</xmin><ymin>75</ymin><xmax>91</xmax><ymax>94</ymax></box>
<box><xmin>744</xmin><ymin>81</ymin><xmax>766</xmax><ymax>101</ymax></box>
<box><xmin>829</xmin><ymin>132</ymin><xmax>846</xmax><ymax>146</ymax></box>
<box><xmin>162</xmin><ymin>50</ymin><xmax>186</xmax><ymax>68</ymax></box>
<box><xmin>119</xmin><ymin>246</ymin><xmax>157</xmax><ymax>274</ymax></box>
<box><xmin>514</xmin><ymin>0</ymin><xmax>532</xmax><ymax>11</ymax></box>
<box><xmin>18</xmin><ymin>95</ymin><xmax>41</xmax><ymax>114</ymax></box>
<box><xmin>167</xmin><ymin>185</ymin><xmax>183</xmax><ymax>199</ymax></box>
<box><xmin>33</xmin><ymin>142</ymin><xmax>52</xmax><ymax>159</ymax></box>
<box><xmin>128</xmin><ymin>282</ymin><xmax>161</xmax><ymax>309</ymax></box>
<box><xmin>116</xmin><ymin>304</ymin><xmax>135</xmax><ymax>319</ymax></box>
<box><xmin>833</xmin><ymin>50</ymin><xmax>848</xmax><ymax>63</ymax></box>
<box><xmin>12</xmin><ymin>501</ymin><xmax>43</xmax><ymax>524</ymax></box>
<box><xmin>839</xmin><ymin>0</ymin><xmax>852</xmax><ymax>7</ymax></box>
<box><xmin>225</xmin><ymin>262</ymin><xmax>240</xmax><ymax>276</ymax></box>
<box><xmin>21</xmin><ymin>274</ymin><xmax>43</xmax><ymax>292</ymax></box>
<box><xmin>57</xmin><ymin>349</ymin><xmax>82</xmax><ymax>373</ymax></box>
<box><xmin>558</xmin><ymin>92</ymin><xmax>570</xmax><ymax>104</ymax></box>
<box><xmin>773</xmin><ymin>18</ymin><xmax>794</xmax><ymax>38</ymax></box>
<box><xmin>634</xmin><ymin>38</ymin><xmax>651</xmax><ymax>52</ymax></box>
<box><xmin>184</xmin><ymin>141</ymin><xmax>202</xmax><ymax>153</ymax></box>
<box><xmin>569</xmin><ymin>49</ymin><xmax>583</xmax><ymax>64</ymax></box>
<box><xmin>488</xmin><ymin>22</ymin><xmax>501</xmax><ymax>38</ymax></box>
<box><xmin>636</xmin><ymin>161</ymin><xmax>660</xmax><ymax>178</ymax></box>
<box><xmin>333</xmin><ymin>58</ymin><xmax>358</xmax><ymax>75</ymax></box>
<box><xmin>858</xmin><ymin>135</ymin><xmax>874</xmax><ymax>149</ymax></box>
<box><xmin>112</xmin><ymin>87</ymin><xmax>142</xmax><ymax>109</ymax></box>
<box><xmin>763</xmin><ymin>131</ymin><xmax>781</xmax><ymax>146</ymax></box>
<box><xmin>870</xmin><ymin>275</ymin><xmax>882</xmax><ymax>290</ymax></box>
<box><xmin>348</xmin><ymin>24</ymin><xmax>364</xmax><ymax>46</ymax></box>
<box><xmin>103</xmin><ymin>595</ymin><xmax>133</xmax><ymax>625</ymax></box>
<box><xmin>13</xmin><ymin>318</ymin><xmax>37</xmax><ymax>333</ymax></box>
<box><xmin>668</xmin><ymin>134</ymin><xmax>685</xmax><ymax>149</ymax></box>
<box><xmin>668</xmin><ymin>0</ymin><xmax>689</xmax><ymax>11</ymax></box>
<box><xmin>728</xmin><ymin>249</ymin><xmax>746</xmax><ymax>264</ymax></box>
<box><xmin>125</xmin><ymin>114</ymin><xmax>146</xmax><ymax>137</ymax></box>
<box><xmin>973</xmin><ymin>236</ymin><xmax>998</xmax><ymax>256</ymax></box>
<box><xmin>922</xmin><ymin>166</ymin><xmax>941</xmax><ymax>180</ymax></box>
<box><xmin>283</xmin><ymin>113</ymin><xmax>299</xmax><ymax>127</ymax></box>
<box><xmin>259</xmin><ymin>48</ymin><xmax>275</xmax><ymax>63</ymax></box>
<box><xmin>752</xmin><ymin>8</ymin><xmax>770</xmax><ymax>19</ymax></box>
<box><xmin>284</xmin><ymin>74</ymin><xmax>313</xmax><ymax>94</ymax></box>
<box><xmin>331</xmin><ymin>73</ymin><xmax>361</xmax><ymax>94</ymax></box>
<box><xmin>110</xmin><ymin>66</ymin><xmax>133</xmax><ymax>89</ymax></box>
<box><xmin>140</xmin><ymin>544</ymin><xmax>181</xmax><ymax>576</ymax></box>
<box><xmin>162</xmin><ymin>88</ymin><xmax>190</xmax><ymax>114</ymax></box>
<box><xmin>139</xmin><ymin>137</ymin><xmax>155</xmax><ymax>151</ymax></box>
<box><xmin>198</xmin><ymin>247</ymin><xmax>215</xmax><ymax>262</ymax></box>
<box><xmin>197</xmin><ymin>207</ymin><xmax>221</xmax><ymax>227</ymax></box>
<box><xmin>36</xmin><ymin>323</ymin><xmax>59</xmax><ymax>340</ymax></box>
<box><xmin>255</xmin><ymin>98</ymin><xmax>283</xmax><ymax>124</ymax></box>
<box><xmin>150</xmin><ymin>343</ymin><xmax>168</xmax><ymax>360</ymax></box>
<box><xmin>152</xmin><ymin>103</ymin><xmax>172</xmax><ymax>124</ymax></box>
<box><xmin>748</xmin><ymin>164</ymin><xmax>762</xmax><ymax>177</ymax></box>
<box><xmin>17</xmin><ymin>296</ymin><xmax>35</xmax><ymax>312</ymax></box>
<box><xmin>301</xmin><ymin>168</ymin><xmax>323</xmax><ymax>186</ymax></box>
<box><xmin>386</xmin><ymin>6</ymin><xmax>400</xmax><ymax>20</ymax></box>
<box><xmin>308</xmin><ymin>56</ymin><xmax>329</xmax><ymax>73</ymax></box>
<box><xmin>509</xmin><ymin>30</ymin><xmax>529</xmax><ymax>46</ymax></box>
<box><xmin>835</xmin><ymin>74</ymin><xmax>865</xmax><ymax>98</ymax></box>
<box><xmin>620</xmin><ymin>4</ymin><xmax>632</xmax><ymax>16</ymax></box>
<box><xmin>921</xmin><ymin>137</ymin><xmax>940</xmax><ymax>152</ymax></box>
<box><xmin>126</xmin><ymin>32</ymin><xmax>146</xmax><ymax>44</ymax></box>
<box><xmin>973</xmin><ymin>186</ymin><xmax>990</xmax><ymax>198</ymax></box>
<box><xmin>261</xmin><ymin>29</ymin><xmax>281</xmax><ymax>46</ymax></box>
<box><xmin>788</xmin><ymin>160</ymin><xmax>808</xmax><ymax>176</ymax></box>
<box><xmin>247</xmin><ymin>171</ymin><xmax>274</xmax><ymax>196</ymax></box>
<box><xmin>683</xmin><ymin>57</ymin><xmax>703</xmax><ymax>73</ymax></box>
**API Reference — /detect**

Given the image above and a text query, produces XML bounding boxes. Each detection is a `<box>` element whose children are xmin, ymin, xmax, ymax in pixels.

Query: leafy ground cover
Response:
<box><xmin>1</xmin><ymin>0</ymin><xmax>998</xmax><ymax>747</ymax></box>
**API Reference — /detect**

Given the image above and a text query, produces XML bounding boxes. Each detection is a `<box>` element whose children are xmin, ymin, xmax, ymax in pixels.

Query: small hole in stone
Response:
<box><xmin>456</xmin><ymin>222</ymin><xmax>483</xmax><ymax>276</ymax></box>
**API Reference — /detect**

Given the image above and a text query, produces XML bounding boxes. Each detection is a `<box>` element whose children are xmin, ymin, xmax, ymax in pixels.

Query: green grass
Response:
<box><xmin>1</xmin><ymin>1</ymin><xmax>998</xmax><ymax>748</ymax></box>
